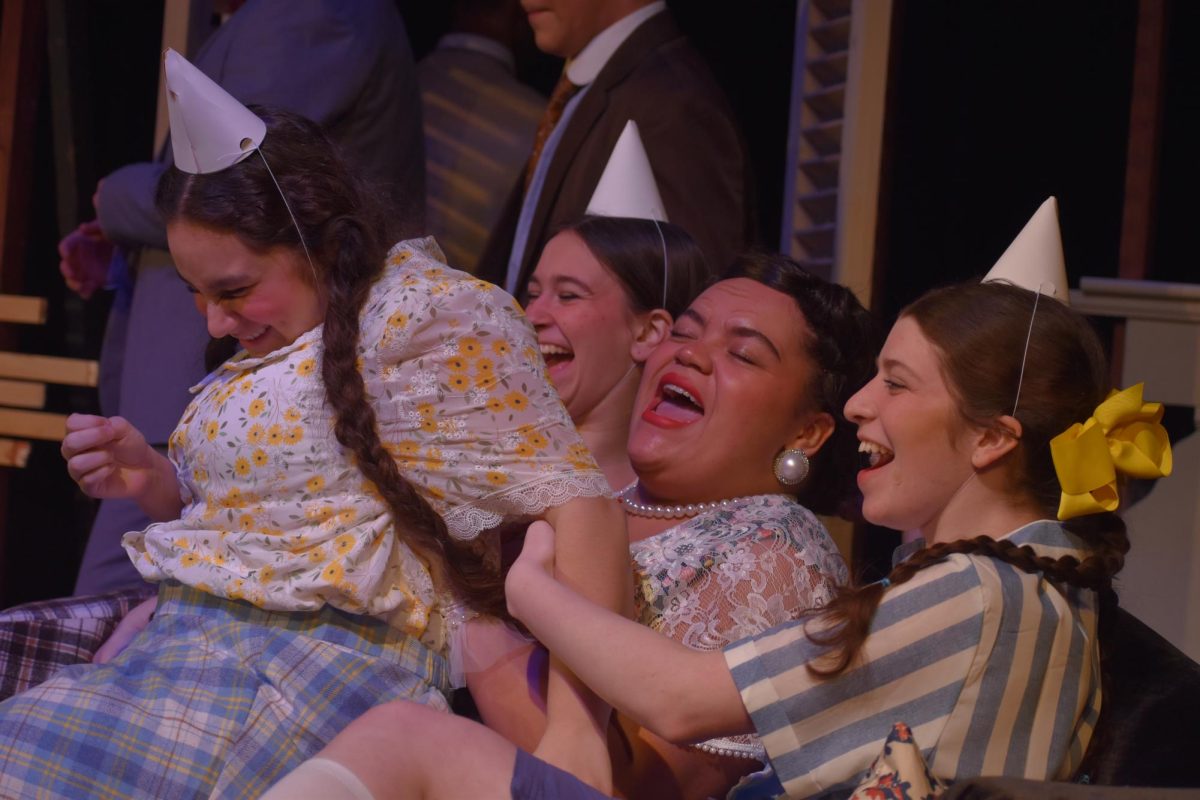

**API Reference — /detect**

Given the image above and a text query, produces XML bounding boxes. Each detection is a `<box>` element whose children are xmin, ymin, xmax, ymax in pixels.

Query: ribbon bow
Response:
<box><xmin>1049</xmin><ymin>383</ymin><xmax>1173</xmax><ymax>520</ymax></box>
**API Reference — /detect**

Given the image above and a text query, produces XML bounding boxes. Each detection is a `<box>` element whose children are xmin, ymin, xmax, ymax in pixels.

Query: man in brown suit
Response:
<box><xmin>477</xmin><ymin>0</ymin><xmax>752</xmax><ymax>297</ymax></box>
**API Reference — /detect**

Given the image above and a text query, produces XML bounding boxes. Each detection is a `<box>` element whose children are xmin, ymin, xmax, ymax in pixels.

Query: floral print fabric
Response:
<box><xmin>123</xmin><ymin>238</ymin><xmax>609</xmax><ymax>647</ymax></box>
<box><xmin>630</xmin><ymin>493</ymin><xmax>848</xmax><ymax>759</ymax></box>
<box><xmin>848</xmin><ymin>722</ymin><xmax>948</xmax><ymax>800</ymax></box>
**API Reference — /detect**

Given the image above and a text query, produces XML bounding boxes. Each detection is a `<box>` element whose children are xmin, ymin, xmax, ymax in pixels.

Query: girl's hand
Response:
<box><xmin>513</xmin><ymin>520</ymin><xmax>556</xmax><ymax>576</ymax></box>
<box><xmin>58</xmin><ymin>220</ymin><xmax>113</xmax><ymax>299</ymax></box>
<box><xmin>61</xmin><ymin>415</ymin><xmax>158</xmax><ymax>501</ymax></box>
<box><xmin>506</xmin><ymin>520</ymin><xmax>557</xmax><ymax>619</ymax></box>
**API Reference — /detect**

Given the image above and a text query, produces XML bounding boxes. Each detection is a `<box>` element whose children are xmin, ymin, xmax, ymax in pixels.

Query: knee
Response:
<box><xmin>316</xmin><ymin>701</ymin><xmax>455</xmax><ymax>799</ymax></box>
<box><xmin>331</xmin><ymin>700</ymin><xmax>459</xmax><ymax>759</ymax></box>
<box><xmin>365</xmin><ymin>699</ymin><xmax>444</xmax><ymax>731</ymax></box>
<box><xmin>348</xmin><ymin>700</ymin><xmax>441</xmax><ymax>739</ymax></box>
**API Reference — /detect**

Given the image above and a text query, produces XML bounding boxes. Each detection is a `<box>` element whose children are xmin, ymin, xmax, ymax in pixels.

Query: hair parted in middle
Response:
<box><xmin>555</xmin><ymin>215</ymin><xmax>712</xmax><ymax>318</ymax></box>
<box><xmin>155</xmin><ymin>106</ymin><xmax>509</xmax><ymax>617</ymax></box>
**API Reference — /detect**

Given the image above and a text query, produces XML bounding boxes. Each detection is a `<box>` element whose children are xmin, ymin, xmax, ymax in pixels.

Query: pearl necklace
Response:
<box><xmin>617</xmin><ymin>481</ymin><xmax>769</xmax><ymax>519</ymax></box>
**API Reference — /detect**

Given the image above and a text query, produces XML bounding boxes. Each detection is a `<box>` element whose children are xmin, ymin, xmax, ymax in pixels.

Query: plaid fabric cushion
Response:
<box><xmin>0</xmin><ymin>582</ymin><xmax>450</xmax><ymax>799</ymax></box>
<box><xmin>0</xmin><ymin>587</ymin><xmax>155</xmax><ymax>701</ymax></box>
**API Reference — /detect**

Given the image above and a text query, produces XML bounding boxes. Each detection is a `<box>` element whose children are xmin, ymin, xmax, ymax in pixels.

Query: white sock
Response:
<box><xmin>259</xmin><ymin>757</ymin><xmax>376</xmax><ymax>800</ymax></box>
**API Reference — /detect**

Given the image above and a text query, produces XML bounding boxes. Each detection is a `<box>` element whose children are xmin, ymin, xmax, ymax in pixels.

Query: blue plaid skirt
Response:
<box><xmin>0</xmin><ymin>582</ymin><xmax>450</xmax><ymax>799</ymax></box>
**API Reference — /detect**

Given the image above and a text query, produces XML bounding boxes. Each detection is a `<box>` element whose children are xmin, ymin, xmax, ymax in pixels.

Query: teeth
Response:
<box><xmin>858</xmin><ymin>440</ymin><xmax>893</xmax><ymax>468</ymax></box>
<box><xmin>663</xmin><ymin>383</ymin><xmax>701</xmax><ymax>408</ymax></box>
<box><xmin>539</xmin><ymin>344</ymin><xmax>571</xmax><ymax>356</ymax></box>
<box><xmin>241</xmin><ymin>327</ymin><xmax>268</xmax><ymax>341</ymax></box>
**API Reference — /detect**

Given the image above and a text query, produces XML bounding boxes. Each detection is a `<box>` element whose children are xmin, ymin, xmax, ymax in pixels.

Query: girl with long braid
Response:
<box><xmin>499</xmin><ymin>281</ymin><xmax>1170</xmax><ymax>797</ymax></box>
<box><xmin>264</xmin><ymin>216</ymin><xmax>1172</xmax><ymax>798</ymax></box>
<box><xmin>0</xmin><ymin>63</ymin><xmax>621</xmax><ymax>797</ymax></box>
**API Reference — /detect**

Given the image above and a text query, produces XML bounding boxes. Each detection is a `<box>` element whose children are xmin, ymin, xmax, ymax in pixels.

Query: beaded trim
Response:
<box><xmin>617</xmin><ymin>481</ymin><xmax>785</xmax><ymax>519</ymax></box>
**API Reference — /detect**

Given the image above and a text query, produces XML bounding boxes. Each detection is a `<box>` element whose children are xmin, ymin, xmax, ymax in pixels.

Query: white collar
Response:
<box><xmin>436</xmin><ymin>32</ymin><xmax>515</xmax><ymax>73</ymax></box>
<box><xmin>566</xmin><ymin>2</ymin><xmax>666</xmax><ymax>85</ymax></box>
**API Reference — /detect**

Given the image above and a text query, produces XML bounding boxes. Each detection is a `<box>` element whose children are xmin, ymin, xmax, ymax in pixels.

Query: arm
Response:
<box><xmin>542</xmin><ymin>495</ymin><xmax>632</xmax><ymax>617</ymax></box>
<box><xmin>464</xmin><ymin>613</ymin><xmax>753</xmax><ymax>800</ymax></box>
<box><xmin>62</xmin><ymin>414</ymin><xmax>183</xmax><ymax>521</ymax></box>
<box><xmin>532</xmin><ymin>495</ymin><xmax>630</xmax><ymax>789</ymax></box>
<box><xmin>508</xmin><ymin>521</ymin><xmax>753</xmax><ymax>744</ymax></box>
<box><xmin>463</xmin><ymin>618</ymin><xmax>547</xmax><ymax>750</ymax></box>
<box><xmin>366</xmin><ymin>252</ymin><xmax>622</xmax><ymax>781</ymax></box>
<box><xmin>94</xmin><ymin>162</ymin><xmax>171</xmax><ymax>248</ymax></box>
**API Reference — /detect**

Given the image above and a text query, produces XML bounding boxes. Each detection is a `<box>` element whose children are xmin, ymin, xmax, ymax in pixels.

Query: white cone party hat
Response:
<box><xmin>164</xmin><ymin>48</ymin><xmax>265</xmax><ymax>174</ymax></box>
<box><xmin>586</xmin><ymin>120</ymin><xmax>668</xmax><ymax>222</ymax></box>
<box><xmin>982</xmin><ymin>197</ymin><xmax>1070</xmax><ymax>305</ymax></box>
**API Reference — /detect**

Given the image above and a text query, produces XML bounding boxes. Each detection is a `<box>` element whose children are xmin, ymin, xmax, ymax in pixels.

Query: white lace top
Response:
<box><xmin>123</xmin><ymin>238</ymin><xmax>610</xmax><ymax>653</ymax></box>
<box><xmin>630</xmin><ymin>493</ymin><xmax>848</xmax><ymax>760</ymax></box>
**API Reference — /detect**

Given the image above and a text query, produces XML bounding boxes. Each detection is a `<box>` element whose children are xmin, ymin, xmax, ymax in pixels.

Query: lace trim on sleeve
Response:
<box><xmin>441</xmin><ymin>470</ymin><xmax>613</xmax><ymax>541</ymax></box>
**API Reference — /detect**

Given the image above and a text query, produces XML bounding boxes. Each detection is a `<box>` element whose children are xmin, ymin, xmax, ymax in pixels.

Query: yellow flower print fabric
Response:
<box><xmin>123</xmin><ymin>238</ymin><xmax>609</xmax><ymax>645</ymax></box>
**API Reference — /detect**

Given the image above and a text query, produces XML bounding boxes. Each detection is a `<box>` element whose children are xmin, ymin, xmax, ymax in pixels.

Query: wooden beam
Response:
<box><xmin>0</xmin><ymin>0</ymin><xmax>48</xmax><ymax>602</ymax></box>
<box><xmin>46</xmin><ymin>0</ymin><xmax>81</xmax><ymax>239</ymax></box>
<box><xmin>0</xmin><ymin>0</ymin><xmax>45</xmax><ymax>296</ymax></box>
<box><xmin>0</xmin><ymin>294</ymin><xmax>46</xmax><ymax>324</ymax></box>
<box><xmin>834</xmin><ymin>0</ymin><xmax>893</xmax><ymax>309</ymax></box>
<box><xmin>0</xmin><ymin>379</ymin><xmax>46</xmax><ymax>409</ymax></box>
<box><xmin>0</xmin><ymin>352</ymin><xmax>99</xmax><ymax>387</ymax></box>
<box><xmin>0</xmin><ymin>408</ymin><xmax>68</xmax><ymax>441</ymax></box>
<box><xmin>1117</xmin><ymin>0</ymin><xmax>1167</xmax><ymax>281</ymax></box>
<box><xmin>155</xmin><ymin>0</ymin><xmax>211</xmax><ymax>156</ymax></box>
<box><xmin>0</xmin><ymin>438</ymin><xmax>30</xmax><ymax>468</ymax></box>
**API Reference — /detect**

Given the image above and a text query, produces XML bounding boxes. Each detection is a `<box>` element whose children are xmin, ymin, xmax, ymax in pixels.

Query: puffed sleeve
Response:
<box><xmin>358</xmin><ymin>238</ymin><xmax>611</xmax><ymax>540</ymax></box>
<box><xmin>723</xmin><ymin>555</ymin><xmax>986</xmax><ymax>797</ymax></box>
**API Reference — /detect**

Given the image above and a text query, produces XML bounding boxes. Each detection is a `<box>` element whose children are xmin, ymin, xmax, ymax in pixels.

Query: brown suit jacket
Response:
<box><xmin>477</xmin><ymin>12</ymin><xmax>753</xmax><ymax>295</ymax></box>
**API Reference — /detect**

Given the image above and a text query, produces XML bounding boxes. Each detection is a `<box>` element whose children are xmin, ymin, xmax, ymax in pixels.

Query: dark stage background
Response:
<box><xmin>2</xmin><ymin>0</ymin><xmax>1195</xmax><ymax>604</ymax></box>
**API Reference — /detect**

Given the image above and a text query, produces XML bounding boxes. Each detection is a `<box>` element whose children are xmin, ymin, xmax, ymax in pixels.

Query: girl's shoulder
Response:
<box><xmin>883</xmin><ymin>549</ymin><xmax>989</xmax><ymax>615</ymax></box>
<box><xmin>376</xmin><ymin>238</ymin><xmax>510</xmax><ymax>303</ymax></box>
<box><xmin>360</xmin><ymin>237</ymin><xmax>529</xmax><ymax>354</ymax></box>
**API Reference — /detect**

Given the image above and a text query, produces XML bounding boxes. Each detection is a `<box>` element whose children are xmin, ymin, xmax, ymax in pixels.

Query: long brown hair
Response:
<box><xmin>808</xmin><ymin>281</ymin><xmax>1128</xmax><ymax>677</ymax></box>
<box><xmin>156</xmin><ymin>108</ymin><xmax>506</xmax><ymax>616</ymax></box>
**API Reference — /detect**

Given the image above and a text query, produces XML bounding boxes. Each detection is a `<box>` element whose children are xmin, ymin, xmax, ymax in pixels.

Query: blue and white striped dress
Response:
<box><xmin>724</xmin><ymin>520</ymin><xmax>1100</xmax><ymax>799</ymax></box>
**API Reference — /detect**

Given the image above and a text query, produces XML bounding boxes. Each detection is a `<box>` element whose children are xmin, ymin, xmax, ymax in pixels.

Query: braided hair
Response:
<box><xmin>807</xmin><ymin>281</ymin><xmax>1128</xmax><ymax>678</ymax></box>
<box><xmin>156</xmin><ymin>108</ymin><xmax>506</xmax><ymax>616</ymax></box>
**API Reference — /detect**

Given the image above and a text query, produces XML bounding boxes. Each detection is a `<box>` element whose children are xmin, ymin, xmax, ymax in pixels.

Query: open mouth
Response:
<box><xmin>644</xmin><ymin>375</ymin><xmax>705</xmax><ymax>426</ymax></box>
<box><xmin>858</xmin><ymin>440</ymin><xmax>894</xmax><ymax>470</ymax></box>
<box><xmin>239</xmin><ymin>327</ymin><xmax>269</xmax><ymax>347</ymax></box>
<box><xmin>539</xmin><ymin>343</ymin><xmax>573</xmax><ymax>371</ymax></box>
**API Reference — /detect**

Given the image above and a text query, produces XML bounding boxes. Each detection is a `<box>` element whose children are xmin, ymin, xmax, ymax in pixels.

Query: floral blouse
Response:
<box><xmin>630</xmin><ymin>494</ymin><xmax>848</xmax><ymax>759</ymax></box>
<box><xmin>123</xmin><ymin>238</ymin><xmax>609</xmax><ymax>649</ymax></box>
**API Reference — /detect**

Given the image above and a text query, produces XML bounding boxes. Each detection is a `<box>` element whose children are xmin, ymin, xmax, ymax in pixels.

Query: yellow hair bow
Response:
<box><xmin>1050</xmin><ymin>383</ymin><xmax>1173</xmax><ymax>520</ymax></box>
